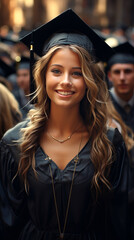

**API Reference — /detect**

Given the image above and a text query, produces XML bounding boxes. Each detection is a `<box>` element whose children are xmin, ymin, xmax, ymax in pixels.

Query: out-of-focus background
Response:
<box><xmin>0</xmin><ymin>0</ymin><xmax>134</xmax><ymax>44</ymax></box>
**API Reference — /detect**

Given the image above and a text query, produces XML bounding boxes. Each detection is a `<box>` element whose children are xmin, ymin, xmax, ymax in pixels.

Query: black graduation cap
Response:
<box><xmin>19</xmin><ymin>29</ymin><xmax>31</xmax><ymax>39</ymax></box>
<box><xmin>20</xmin><ymin>8</ymin><xmax>113</xmax><ymax>62</ymax></box>
<box><xmin>113</xmin><ymin>41</ymin><xmax>134</xmax><ymax>55</ymax></box>
<box><xmin>17</xmin><ymin>56</ymin><xmax>30</xmax><ymax>70</ymax></box>
<box><xmin>0</xmin><ymin>58</ymin><xmax>15</xmax><ymax>77</ymax></box>
<box><xmin>108</xmin><ymin>41</ymin><xmax>134</xmax><ymax>68</ymax></box>
<box><xmin>93</xmin><ymin>29</ymin><xmax>108</xmax><ymax>41</ymax></box>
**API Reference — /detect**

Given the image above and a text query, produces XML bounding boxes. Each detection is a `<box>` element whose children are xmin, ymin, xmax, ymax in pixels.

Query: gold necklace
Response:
<box><xmin>48</xmin><ymin>125</ymin><xmax>81</xmax><ymax>143</ymax></box>
<box><xmin>48</xmin><ymin>134</ymin><xmax>83</xmax><ymax>239</ymax></box>
<box><xmin>48</xmin><ymin>132</ymin><xmax>73</xmax><ymax>143</ymax></box>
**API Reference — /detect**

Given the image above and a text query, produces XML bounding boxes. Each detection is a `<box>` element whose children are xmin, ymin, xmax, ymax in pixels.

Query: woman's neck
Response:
<box><xmin>47</xmin><ymin>106</ymin><xmax>83</xmax><ymax>136</ymax></box>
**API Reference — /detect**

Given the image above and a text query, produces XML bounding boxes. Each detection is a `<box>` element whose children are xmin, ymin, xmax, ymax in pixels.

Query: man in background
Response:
<box><xmin>107</xmin><ymin>41</ymin><xmax>134</xmax><ymax>240</ymax></box>
<box><xmin>107</xmin><ymin>42</ymin><xmax>134</xmax><ymax>132</ymax></box>
<box><xmin>16</xmin><ymin>56</ymin><xmax>30</xmax><ymax>97</ymax></box>
<box><xmin>16</xmin><ymin>56</ymin><xmax>33</xmax><ymax>119</ymax></box>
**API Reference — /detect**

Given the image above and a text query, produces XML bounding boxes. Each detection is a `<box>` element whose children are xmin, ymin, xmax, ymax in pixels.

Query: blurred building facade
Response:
<box><xmin>0</xmin><ymin>0</ymin><xmax>134</xmax><ymax>34</ymax></box>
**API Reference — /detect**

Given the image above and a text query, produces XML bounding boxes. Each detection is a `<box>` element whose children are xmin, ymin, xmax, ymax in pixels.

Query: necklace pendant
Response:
<box><xmin>60</xmin><ymin>233</ymin><xmax>64</xmax><ymax>239</ymax></box>
<box><xmin>74</xmin><ymin>155</ymin><xmax>79</xmax><ymax>163</ymax></box>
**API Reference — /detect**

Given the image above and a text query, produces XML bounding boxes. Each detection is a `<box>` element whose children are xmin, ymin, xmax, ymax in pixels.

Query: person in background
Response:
<box><xmin>107</xmin><ymin>42</ymin><xmax>134</xmax><ymax>162</ymax></box>
<box><xmin>97</xmin><ymin>62</ymin><xmax>134</xmax><ymax>153</ymax></box>
<box><xmin>15</xmin><ymin>56</ymin><xmax>33</xmax><ymax>119</ymax></box>
<box><xmin>112</xmin><ymin>25</ymin><xmax>128</xmax><ymax>44</ymax></box>
<box><xmin>107</xmin><ymin>41</ymin><xmax>134</xmax><ymax>132</ymax></box>
<box><xmin>0</xmin><ymin>9</ymin><xmax>128</xmax><ymax>240</ymax></box>
<box><xmin>16</xmin><ymin>56</ymin><xmax>30</xmax><ymax>97</ymax></box>
<box><xmin>128</xmin><ymin>27</ymin><xmax>134</xmax><ymax>47</ymax></box>
<box><xmin>0</xmin><ymin>57</ymin><xmax>32</xmax><ymax>120</ymax></box>
<box><xmin>107</xmin><ymin>41</ymin><xmax>134</xmax><ymax>240</ymax></box>
<box><xmin>0</xmin><ymin>42</ymin><xmax>14</xmax><ymax>67</ymax></box>
<box><xmin>0</xmin><ymin>58</ymin><xmax>15</xmax><ymax>78</ymax></box>
<box><xmin>0</xmin><ymin>83</ymin><xmax>22</xmax><ymax>139</ymax></box>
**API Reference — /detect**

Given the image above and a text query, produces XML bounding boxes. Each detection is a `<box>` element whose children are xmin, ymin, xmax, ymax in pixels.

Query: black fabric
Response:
<box><xmin>110</xmin><ymin>94</ymin><xmax>134</xmax><ymax>132</ymax></box>
<box><xmin>0</xmin><ymin>59</ymin><xmax>15</xmax><ymax>77</ymax></box>
<box><xmin>107</xmin><ymin>42</ymin><xmax>134</xmax><ymax>68</ymax></box>
<box><xmin>42</xmin><ymin>33</ymin><xmax>95</xmax><ymax>57</ymax></box>
<box><xmin>113</xmin><ymin>42</ymin><xmax>134</xmax><ymax>56</ymax></box>
<box><xmin>108</xmin><ymin>53</ymin><xmax>134</xmax><ymax>68</ymax></box>
<box><xmin>128</xmin><ymin>158</ymin><xmax>134</xmax><ymax>240</ymax></box>
<box><xmin>17</xmin><ymin>56</ymin><xmax>30</xmax><ymax>70</ymax></box>
<box><xmin>0</xmin><ymin>122</ymin><xmax>128</xmax><ymax>240</ymax></box>
<box><xmin>109</xmin><ymin>93</ymin><xmax>134</xmax><ymax>240</ymax></box>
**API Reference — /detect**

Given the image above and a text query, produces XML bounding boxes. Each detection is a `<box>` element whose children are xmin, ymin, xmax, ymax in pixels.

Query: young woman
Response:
<box><xmin>0</xmin><ymin>9</ymin><xmax>128</xmax><ymax>240</ymax></box>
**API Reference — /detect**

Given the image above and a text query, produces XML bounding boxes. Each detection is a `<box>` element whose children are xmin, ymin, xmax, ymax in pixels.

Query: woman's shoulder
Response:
<box><xmin>0</xmin><ymin>120</ymin><xmax>29</xmax><ymax>164</ymax></box>
<box><xmin>2</xmin><ymin>119</ymin><xmax>29</xmax><ymax>144</ymax></box>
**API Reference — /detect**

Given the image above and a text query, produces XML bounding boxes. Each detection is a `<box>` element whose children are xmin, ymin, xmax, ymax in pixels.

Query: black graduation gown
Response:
<box><xmin>0</xmin><ymin>121</ymin><xmax>128</xmax><ymax>240</ymax></box>
<box><xmin>109</xmin><ymin>93</ymin><xmax>134</xmax><ymax>239</ymax></box>
<box><xmin>109</xmin><ymin>93</ymin><xmax>134</xmax><ymax>132</ymax></box>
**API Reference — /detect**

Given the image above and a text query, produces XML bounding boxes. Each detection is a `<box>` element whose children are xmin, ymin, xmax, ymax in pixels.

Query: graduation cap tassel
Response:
<box><xmin>30</xmin><ymin>31</ymin><xmax>36</xmax><ymax>103</ymax></box>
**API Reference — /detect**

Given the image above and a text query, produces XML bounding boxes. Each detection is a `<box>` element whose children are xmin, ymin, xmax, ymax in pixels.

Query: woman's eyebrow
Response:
<box><xmin>50</xmin><ymin>64</ymin><xmax>63</xmax><ymax>67</ymax></box>
<box><xmin>50</xmin><ymin>65</ymin><xmax>81</xmax><ymax>70</ymax></box>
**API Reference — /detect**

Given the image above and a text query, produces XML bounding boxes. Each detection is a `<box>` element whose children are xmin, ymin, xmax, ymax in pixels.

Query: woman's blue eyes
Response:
<box><xmin>51</xmin><ymin>69</ymin><xmax>82</xmax><ymax>76</ymax></box>
<box><xmin>51</xmin><ymin>69</ymin><xmax>61</xmax><ymax>74</ymax></box>
<box><xmin>72</xmin><ymin>71</ymin><xmax>82</xmax><ymax>76</ymax></box>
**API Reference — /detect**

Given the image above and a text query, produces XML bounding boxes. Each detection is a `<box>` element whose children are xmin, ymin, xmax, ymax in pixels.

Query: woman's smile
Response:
<box><xmin>55</xmin><ymin>90</ymin><xmax>75</xmax><ymax>97</ymax></box>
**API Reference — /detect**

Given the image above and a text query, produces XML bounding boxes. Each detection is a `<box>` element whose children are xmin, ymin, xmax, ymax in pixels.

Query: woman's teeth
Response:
<box><xmin>57</xmin><ymin>91</ymin><xmax>73</xmax><ymax>95</ymax></box>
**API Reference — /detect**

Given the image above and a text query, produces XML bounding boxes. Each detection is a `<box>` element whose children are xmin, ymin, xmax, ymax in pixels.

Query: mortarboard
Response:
<box><xmin>0</xmin><ymin>58</ymin><xmax>15</xmax><ymax>77</ymax></box>
<box><xmin>107</xmin><ymin>42</ymin><xmax>134</xmax><ymax>68</ymax></box>
<box><xmin>20</xmin><ymin>9</ymin><xmax>113</xmax><ymax>62</ymax></box>
<box><xmin>93</xmin><ymin>28</ymin><xmax>109</xmax><ymax>41</ymax></box>
<box><xmin>17</xmin><ymin>56</ymin><xmax>30</xmax><ymax>70</ymax></box>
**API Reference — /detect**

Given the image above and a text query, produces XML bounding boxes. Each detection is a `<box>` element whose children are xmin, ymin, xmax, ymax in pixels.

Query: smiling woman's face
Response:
<box><xmin>45</xmin><ymin>47</ymin><xmax>87</xmax><ymax>110</ymax></box>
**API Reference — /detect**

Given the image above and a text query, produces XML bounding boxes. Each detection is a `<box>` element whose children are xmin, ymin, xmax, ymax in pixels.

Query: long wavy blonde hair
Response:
<box><xmin>18</xmin><ymin>45</ymin><xmax>114</xmax><ymax>193</ymax></box>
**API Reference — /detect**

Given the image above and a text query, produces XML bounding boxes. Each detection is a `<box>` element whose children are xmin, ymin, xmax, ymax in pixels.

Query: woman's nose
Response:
<box><xmin>60</xmin><ymin>73</ymin><xmax>72</xmax><ymax>87</ymax></box>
